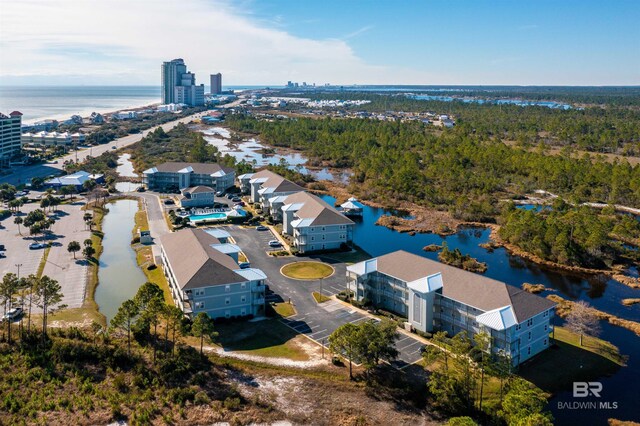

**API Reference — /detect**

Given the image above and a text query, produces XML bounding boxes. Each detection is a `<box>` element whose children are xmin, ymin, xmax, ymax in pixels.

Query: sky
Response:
<box><xmin>0</xmin><ymin>0</ymin><xmax>638</xmax><ymax>86</ymax></box>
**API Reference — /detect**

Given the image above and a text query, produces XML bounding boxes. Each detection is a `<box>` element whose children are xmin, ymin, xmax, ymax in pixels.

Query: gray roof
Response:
<box><xmin>283</xmin><ymin>191</ymin><xmax>353</xmax><ymax>226</ymax></box>
<box><xmin>151</xmin><ymin>162</ymin><xmax>234</xmax><ymax>175</ymax></box>
<box><xmin>372</xmin><ymin>251</ymin><xmax>555</xmax><ymax>322</ymax></box>
<box><xmin>251</xmin><ymin>169</ymin><xmax>305</xmax><ymax>193</ymax></box>
<box><xmin>160</xmin><ymin>228</ymin><xmax>246</xmax><ymax>289</ymax></box>
<box><xmin>184</xmin><ymin>186</ymin><xmax>215</xmax><ymax>194</ymax></box>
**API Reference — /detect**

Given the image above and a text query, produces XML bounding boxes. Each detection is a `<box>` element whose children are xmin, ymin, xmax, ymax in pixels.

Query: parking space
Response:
<box><xmin>223</xmin><ymin>224</ymin><xmax>426</xmax><ymax>369</ymax></box>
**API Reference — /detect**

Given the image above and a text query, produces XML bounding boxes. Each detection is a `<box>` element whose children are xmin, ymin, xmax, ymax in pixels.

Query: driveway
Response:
<box><xmin>226</xmin><ymin>225</ymin><xmax>424</xmax><ymax>368</ymax></box>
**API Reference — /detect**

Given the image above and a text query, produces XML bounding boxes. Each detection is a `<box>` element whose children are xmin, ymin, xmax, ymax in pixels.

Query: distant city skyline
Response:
<box><xmin>1</xmin><ymin>0</ymin><xmax>638</xmax><ymax>86</ymax></box>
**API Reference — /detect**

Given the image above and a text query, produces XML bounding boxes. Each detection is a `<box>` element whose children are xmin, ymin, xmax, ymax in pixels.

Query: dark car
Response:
<box><xmin>136</xmin><ymin>186</ymin><xmax>146</xmax><ymax>192</ymax></box>
<box><xmin>256</xmin><ymin>225</ymin><xmax>268</xmax><ymax>231</ymax></box>
<box><xmin>163</xmin><ymin>198</ymin><xmax>175</xmax><ymax>205</ymax></box>
<box><xmin>232</xmin><ymin>197</ymin><xmax>241</xmax><ymax>203</ymax></box>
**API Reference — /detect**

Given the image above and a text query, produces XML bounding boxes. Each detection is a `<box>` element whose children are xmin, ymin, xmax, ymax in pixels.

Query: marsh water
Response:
<box><xmin>94</xmin><ymin>199</ymin><xmax>146</xmax><ymax>323</ymax></box>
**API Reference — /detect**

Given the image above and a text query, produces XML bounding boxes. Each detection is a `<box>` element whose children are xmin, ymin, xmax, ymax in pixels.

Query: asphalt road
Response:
<box><xmin>1</xmin><ymin>112</ymin><xmax>206</xmax><ymax>186</ymax></box>
<box><xmin>226</xmin><ymin>225</ymin><xmax>424</xmax><ymax>368</ymax></box>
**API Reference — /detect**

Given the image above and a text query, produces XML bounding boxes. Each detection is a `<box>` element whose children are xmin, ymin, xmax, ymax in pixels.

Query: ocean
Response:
<box><xmin>0</xmin><ymin>86</ymin><xmax>161</xmax><ymax>124</ymax></box>
<box><xmin>0</xmin><ymin>85</ymin><xmax>281</xmax><ymax>124</ymax></box>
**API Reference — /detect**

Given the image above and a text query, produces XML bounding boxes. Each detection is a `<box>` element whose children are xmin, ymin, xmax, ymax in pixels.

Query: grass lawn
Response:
<box><xmin>273</xmin><ymin>302</ymin><xmax>296</xmax><ymax>317</ymax></box>
<box><xmin>135</xmin><ymin>246</ymin><xmax>173</xmax><ymax>304</ymax></box>
<box><xmin>312</xmin><ymin>291</ymin><xmax>331</xmax><ymax>304</ymax></box>
<box><xmin>36</xmin><ymin>247</ymin><xmax>51</xmax><ymax>278</ymax></box>
<box><xmin>519</xmin><ymin>326</ymin><xmax>625</xmax><ymax>394</ymax></box>
<box><xmin>281</xmin><ymin>261</ymin><xmax>334</xmax><ymax>280</ymax></box>
<box><xmin>216</xmin><ymin>319</ymin><xmax>309</xmax><ymax>360</ymax></box>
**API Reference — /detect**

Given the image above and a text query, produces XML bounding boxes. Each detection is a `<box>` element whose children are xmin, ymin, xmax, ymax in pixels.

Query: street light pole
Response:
<box><xmin>15</xmin><ymin>263</ymin><xmax>22</xmax><ymax>280</ymax></box>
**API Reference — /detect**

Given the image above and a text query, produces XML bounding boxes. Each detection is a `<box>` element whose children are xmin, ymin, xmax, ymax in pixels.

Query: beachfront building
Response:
<box><xmin>0</xmin><ymin>111</ymin><xmax>22</xmax><ymax>166</ymax></box>
<box><xmin>237</xmin><ymin>173</ymin><xmax>254</xmax><ymax>194</ymax></box>
<box><xmin>21</xmin><ymin>131</ymin><xmax>85</xmax><ymax>147</ymax></box>
<box><xmin>210</xmin><ymin>73</ymin><xmax>222</xmax><ymax>95</ymax></box>
<box><xmin>143</xmin><ymin>162</ymin><xmax>235</xmax><ymax>192</ymax></box>
<box><xmin>161</xmin><ymin>58</ymin><xmax>205</xmax><ymax>107</ymax></box>
<box><xmin>346</xmin><ymin>251</ymin><xmax>556</xmax><ymax>366</ymax></box>
<box><xmin>179</xmin><ymin>186</ymin><xmax>215</xmax><ymax>208</ymax></box>
<box><xmin>247</xmin><ymin>170</ymin><xmax>304</xmax><ymax>214</ymax></box>
<box><xmin>112</xmin><ymin>111</ymin><xmax>138</xmax><ymax>120</ymax></box>
<box><xmin>44</xmin><ymin>170</ymin><xmax>105</xmax><ymax>191</ymax></box>
<box><xmin>160</xmin><ymin>228</ymin><xmax>266</xmax><ymax>319</ymax></box>
<box><xmin>281</xmin><ymin>191</ymin><xmax>354</xmax><ymax>253</ymax></box>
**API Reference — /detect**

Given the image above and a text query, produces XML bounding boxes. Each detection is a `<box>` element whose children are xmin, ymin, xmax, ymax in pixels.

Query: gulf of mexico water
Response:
<box><xmin>0</xmin><ymin>86</ymin><xmax>161</xmax><ymax>123</ymax></box>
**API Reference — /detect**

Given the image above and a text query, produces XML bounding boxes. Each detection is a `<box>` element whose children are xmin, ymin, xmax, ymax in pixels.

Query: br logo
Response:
<box><xmin>573</xmin><ymin>382</ymin><xmax>602</xmax><ymax>397</ymax></box>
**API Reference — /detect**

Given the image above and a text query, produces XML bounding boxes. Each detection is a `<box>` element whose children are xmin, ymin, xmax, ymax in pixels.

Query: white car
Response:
<box><xmin>268</xmin><ymin>240</ymin><xmax>282</xmax><ymax>248</ymax></box>
<box><xmin>4</xmin><ymin>307</ymin><xmax>23</xmax><ymax>321</ymax></box>
<box><xmin>29</xmin><ymin>242</ymin><xmax>47</xmax><ymax>249</ymax></box>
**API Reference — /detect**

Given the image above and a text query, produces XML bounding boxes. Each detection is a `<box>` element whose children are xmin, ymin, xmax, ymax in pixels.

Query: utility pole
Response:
<box><xmin>15</xmin><ymin>263</ymin><xmax>22</xmax><ymax>280</ymax></box>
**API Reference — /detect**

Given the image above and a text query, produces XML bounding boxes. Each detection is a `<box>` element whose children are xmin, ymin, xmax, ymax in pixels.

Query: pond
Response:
<box><xmin>319</xmin><ymin>194</ymin><xmax>640</xmax><ymax>423</ymax></box>
<box><xmin>409</xmin><ymin>94</ymin><xmax>573</xmax><ymax>110</ymax></box>
<box><xmin>202</xmin><ymin>130</ymin><xmax>353</xmax><ymax>183</ymax></box>
<box><xmin>94</xmin><ymin>199</ymin><xmax>147</xmax><ymax>323</ymax></box>
<box><xmin>116</xmin><ymin>153</ymin><xmax>137</xmax><ymax>178</ymax></box>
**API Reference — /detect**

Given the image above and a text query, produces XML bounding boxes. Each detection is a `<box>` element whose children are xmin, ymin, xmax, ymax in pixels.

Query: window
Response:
<box><xmin>413</xmin><ymin>293</ymin><xmax>421</xmax><ymax>324</ymax></box>
<box><xmin>241</xmin><ymin>308</ymin><xmax>246</xmax><ymax>316</ymax></box>
<box><xmin>225</xmin><ymin>310</ymin><xmax>230</xmax><ymax>318</ymax></box>
<box><xmin>195</xmin><ymin>302</ymin><xmax>205</xmax><ymax>310</ymax></box>
<box><xmin>241</xmin><ymin>283</ymin><xmax>246</xmax><ymax>289</ymax></box>
<box><xmin>225</xmin><ymin>285</ymin><xmax>230</xmax><ymax>292</ymax></box>
<box><xmin>544</xmin><ymin>325</ymin><xmax>548</xmax><ymax>331</ymax></box>
<box><xmin>241</xmin><ymin>295</ymin><xmax>246</xmax><ymax>303</ymax></box>
<box><xmin>527</xmin><ymin>318</ymin><xmax>533</xmax><ymax>327</ymax></box>
<box><xmin>528</xmin><ymin>332</ymin><xmax>531</xmax><ymax>341</ymax></box>
<box><xmin>311</xmin><ymin>237</ymin><xmax>314</xmax><ymax>241</ymax></box>
<box><xmin>543</xmin><ymin>310</ymin><xmax>549</xmax><ymax>317</ymax></box>
<box><xmin>515</xmin><ymin>324</ymin><xmax>521</xmax><ymax>331</ymax></box>
<box><xmin>527</xmin><ymin>347</ymin><xmax>531</xmax><ymax>355</ymax></box>
<box><xmin>195</xmin><ymin>288</ymin><xmax>205</xmax><ymax>296</ymax></box>
<box><xmin>544</xmin><ymin>339</ymin><xmax>547</xmax><ymax>346</ymax></box>
<box><xmin>225</xmin><ymin>297</ymin><xmax>231</xmax><ymax>305</ymax></box>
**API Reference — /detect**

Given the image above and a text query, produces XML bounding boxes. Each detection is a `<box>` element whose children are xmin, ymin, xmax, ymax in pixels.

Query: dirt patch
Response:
<box><xmin>204</xmin><ymin>335</ymin><xmax>328</xmax><ymax>368</ymax></box>
<box><xmin>522</xmin><ymin>283</ymin><xmax>549</xmax><ymax>294</ymax></box>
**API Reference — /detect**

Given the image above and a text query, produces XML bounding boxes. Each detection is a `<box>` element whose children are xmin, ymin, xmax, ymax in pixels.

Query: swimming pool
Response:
<box><xmin>189</xmin><ymin>212</ymin><xmax>227</xmax><ymax>222</ymax></box>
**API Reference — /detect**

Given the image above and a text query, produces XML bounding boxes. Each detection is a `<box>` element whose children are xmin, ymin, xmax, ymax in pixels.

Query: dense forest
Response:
<box><xmin>225</xmin><ymin>115</ymin><xmax>640</xmax><ymax>214</ymax></box>
<box><xmin>499</xmin><ymin>201</ymin><xmax>640</xmax><ymax>268</ymax></box>
<box><xmin>278</xmin><ymin>91</ymin><xmax>640</xmax><ymax>153</ymax></box>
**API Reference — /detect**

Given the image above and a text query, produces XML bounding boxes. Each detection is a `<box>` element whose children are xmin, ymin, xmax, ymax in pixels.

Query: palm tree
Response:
<box><xmin>67</xmin><ymin>241</ymin><xmax>81</xmax><ymax>259</ymax></box>
<box><xmin>14</xmin><ymin>216</ymin><xmax>23</xmax><ymax>235</ymax></box>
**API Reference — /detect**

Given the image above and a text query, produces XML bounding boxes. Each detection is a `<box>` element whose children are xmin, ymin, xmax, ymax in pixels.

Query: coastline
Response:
<box><xmin>21</xmin><ymin>100</ymin><xmax>162</xmax><ymax>125</ymax></box>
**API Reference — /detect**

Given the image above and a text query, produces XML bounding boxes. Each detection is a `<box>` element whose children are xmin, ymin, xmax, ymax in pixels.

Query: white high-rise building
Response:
<box><xmin>161</xmin><ymin>59</ymin><xmax>205</xmax><ymax>107</ymax></box>
<box><xmin>0</xmin><ymin>111</ymin><xmax>22</xmax><ymax>165</ymax></box>
<box><xmin>210</xmin><ymin>73</ymin><xmax>222</xmax><ymax>95</ymax></box>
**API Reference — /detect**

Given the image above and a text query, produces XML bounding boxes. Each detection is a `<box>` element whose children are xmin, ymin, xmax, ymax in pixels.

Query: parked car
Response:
<box><xmin>234</xmin><ymin>201</ymin><xmax>245</xmax><ymax>207</ymax></box>
<box><xmin>136</xmin><ymin>186</ymin><xmax>146</xmax><ymax>192</ymax></box>
<box><xmin>163</xmin><ymin>198</ymin><xmax>175</xmax><ymax>205</ymax></box>
<box><xmin>226</xmin><ymin>193</ymin><xmax>235</xmax><ymax>199</ymax></box>
<box><xmin>215</xmin><ymin>191</ymin><xmax>224</xmax><ymax>197</ymax></box>
<box><xmin>3</xmin><ymin>307</ymin><xmax>23</xmax><ymax>321</ymax></box>
<box><xmin>256</xmin><ymin>225</ymin><xmax>268</xmax><ymax>231</ymax></box>
<box><xmin>15</xmin><ymin>191</ymin><xmax>27</xmax><ymax>197</ymax></box>
<box><xmin>111</xmin><ymin>146</ymin><xmax>117</xmax><ymax>149</ymax></box>
<box><xmin>268</xmin><ymin>240</ymin><xmax>282</xmax><ymax>248</ymax></box>
<box><xmin>231</xmin><ymin>197</ymin><xmax>241</xmax><ymax>203</ymax></box>
<box><xmin>238</xmin><ymin>262</ymin><xmax>251</xmax><ymax>269</ymax></box>
<box><xmin>28</xmin><ymin>242</ymin><xmax>47</xmax><ymax>249</ymax></box>
<box><xmin>0</xmin><ymin>244</ymin><xmax>5</xmax><ymax>257</ymax></box>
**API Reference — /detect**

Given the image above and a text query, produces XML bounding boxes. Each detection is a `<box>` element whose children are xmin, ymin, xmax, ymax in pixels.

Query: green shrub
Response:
<box><xmin>194</xmin><ymin>391</ymin><xmax>210</xmax><ymax>405</ymax></box>
<box><xmin>223</xmin><ymin>396</ymin><xmax>241</xmax><ymax>411</ymax></box>
<box><xmin>131</xmin><ymin>236</ymin><xmax>141</xmax><ymax>244</ymax></box>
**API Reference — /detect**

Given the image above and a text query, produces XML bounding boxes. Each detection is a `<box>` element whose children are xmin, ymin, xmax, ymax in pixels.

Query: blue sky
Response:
<box><xmin>1</xmin><ymin>0</ymin><xmax>638</xmax><ymax>85</ymax></box>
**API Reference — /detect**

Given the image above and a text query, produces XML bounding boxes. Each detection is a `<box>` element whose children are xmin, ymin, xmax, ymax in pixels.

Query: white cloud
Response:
<box><xmin>0</xmin><ymin>0</ymin><xmax>435</xmax><ymax>85</ymax></box>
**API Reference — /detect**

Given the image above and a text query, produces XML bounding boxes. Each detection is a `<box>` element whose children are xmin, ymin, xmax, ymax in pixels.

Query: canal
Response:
<box><xmin>318</xmin><ymin>194</ymin><xmax>640</xmax><ymax>424</ymax></box>
<box><xmin>95</xmin><ymin>199</ymin><xmax>147</xmax><ymax>323</ymax></box>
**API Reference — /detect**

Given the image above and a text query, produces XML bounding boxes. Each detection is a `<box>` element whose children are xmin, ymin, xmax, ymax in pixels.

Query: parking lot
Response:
<box><xmin>225</xmin><ymin>225</ymin><xmax>425</xmax><ymax>368</ymax></box>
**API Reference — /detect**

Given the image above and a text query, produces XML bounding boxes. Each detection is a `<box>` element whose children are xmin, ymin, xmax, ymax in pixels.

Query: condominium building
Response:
<box><xmin>347</xmin><ymin>251</ymin><xmax>556</xmax><ymax>366</ymax></box>
<box><xmin>210</xmin><ymin>73</ymin><xmax>222</xmax><ymax>95</ymax></box>
<box><xmin>21</xmin><ymin>131</ymin><xmax>85</xmax><ymax>147</ymax></box>
<box><xmin>160</xmin><ymin>228</ymin><xmax>266</xmax><ymax>319</ymax></box>
<box><xmin>0</xmin><ymin>111</ymin><xmax>22</xmax><ymax>165</ymax></box>
<box><xmin>247</xmin><ymin>170</ymin><xmax>304</xmax><ymax>213</ymax></box>
<box><xmin>161</xmin><ymin>58</ymin><xmax>205</xmax><ymax>107</ymax></box>
<box><xmin>281</xmin><ymin>191</ymin><xmax>354</xmax><ymax>253</ymax></box>
<box><xmin>143</xmin><ymin>162</ymin><xmax>235</xmax><ymax>192</ymax></box>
